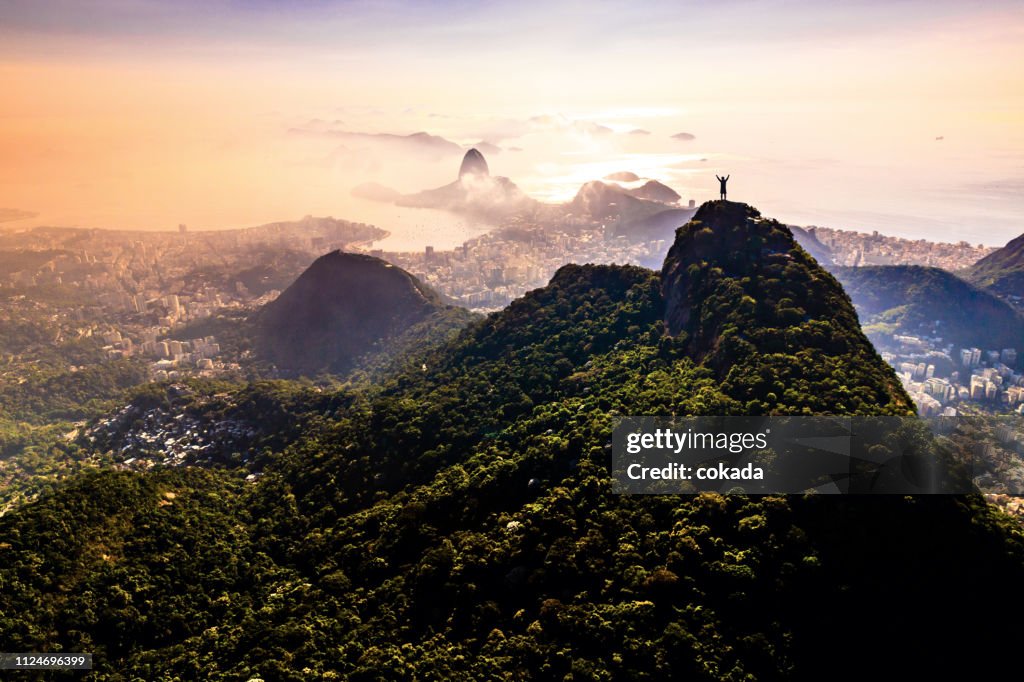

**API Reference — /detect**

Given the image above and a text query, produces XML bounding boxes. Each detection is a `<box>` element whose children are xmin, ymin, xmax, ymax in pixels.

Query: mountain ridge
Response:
<box><xmin>2</xmin><ymin>201</ymin><xmax>1022</xmax><ymax>680</ymax></box>
<box><xmin>397</xmin><ymin>149</ymin><xmax>537</xmax><ymax>217</ymax></box>
<box><xmin>834</xmin><ymin>264</ymin><xmax>1024</xmax><ymax>351</ymax></box>
<box><xmin>965</xmin><ymin>231</ymin><xmax>1024</xmax><ymax>301</ymax></box>
<box><xmin>255</xmin><ymin>250</ymin><xmax>473</xmax><ymax>376</ymax></box>
<box><xmin>661</xmin><ymin>201</ymin><xmax>909</xmax><ymax>413</ymax></box>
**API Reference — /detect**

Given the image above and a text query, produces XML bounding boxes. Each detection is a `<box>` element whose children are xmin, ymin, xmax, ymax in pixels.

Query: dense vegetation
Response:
<box><xmin>965</xmin><ymin>231</ymin><xmax>1024</xmax><ymax>300</ymax></box>
<box><xmin>0</xmin><ymin>358</ymin><xmax>147</xmax><ymax>426</ymax></box>
<box><xmin>834</xmin><ymin>264</ymin><xmax>1024</xmax><ymax>351</ymax></box>
<box><xmin>661</xmin><ymin>202</ymin><xmax>910</xmax><ymax>415</ymax></box>
<box><xmin>0</xmin><ymin>249</ymin><xmax>70</xmax><ymax>277</ymax></box>
<box><xmin>255</xmin><ymin>251</ymin><xmax>477</xmax><ymax>377</ymax></box>
<box><xmin>0</xmin><ymin>314</ymin><xmax>149</xmax><ymax>512</ymax></box>
<box><xmin>179</xmin><ymin>247</ymin><xmax>313</xmax><ymax>298</ymax></box>
<box><xmin>1</xmin><ymin>203</ymin><xmax>1023</xmax><ymax>679</ymax></box>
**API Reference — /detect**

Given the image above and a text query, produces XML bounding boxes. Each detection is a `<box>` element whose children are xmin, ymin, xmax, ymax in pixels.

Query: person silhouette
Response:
<box><xmin>716</xmin><ymin>174</ymin><xmax>730</xmax><ymax>200</ymax></box>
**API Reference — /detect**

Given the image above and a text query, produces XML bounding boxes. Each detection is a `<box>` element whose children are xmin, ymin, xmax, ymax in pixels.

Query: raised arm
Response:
<box><xmin>725</xmin><ymin>175</ymin><xmax>729</xmax><ymax>181</ymax></box>
<box><xmin>715</xmin><ymin>174</ymin><xmax>722</xmax><ymax>181</ymax></box>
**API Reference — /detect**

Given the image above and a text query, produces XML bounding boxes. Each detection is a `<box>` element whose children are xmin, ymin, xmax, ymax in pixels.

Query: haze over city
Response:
<box><xmin>1</xmin><ymin>0</ymin><xmax>1022</xmax><ymax>244</ymax></box>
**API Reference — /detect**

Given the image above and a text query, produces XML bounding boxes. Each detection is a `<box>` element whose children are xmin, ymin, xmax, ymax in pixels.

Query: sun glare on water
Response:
<box><xmin>522</xmin><ymin>153</ymin><xmax>715</xmax><ymax>203</ymax></box>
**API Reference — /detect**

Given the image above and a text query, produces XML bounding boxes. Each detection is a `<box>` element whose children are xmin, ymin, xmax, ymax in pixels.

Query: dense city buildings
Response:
<box><xmin>810</xmin><ymin>226</ymin><xmax>994</xmax><ymax>271</ymax></box>
<box><xmin>1</xmin><ymin>210</ymin><xmax>1017</xmax><ymax>418</ymax></box>
<box><xmin>0</xmin><ymin>217</ymin><xmax>382</xmax><ymax>381</ymax></box>
<box><xmin>366</xmin><ymin>213</ymin><xmax>670</xmax><ymax>311</ymax></box>
<box><xmin>879</xmin><ymin>334</ymin><xmax>1022</xmax><ymax>415</ymax></box>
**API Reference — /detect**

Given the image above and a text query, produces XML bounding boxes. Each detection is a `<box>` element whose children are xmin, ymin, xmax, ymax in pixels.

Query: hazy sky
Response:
<box><xmin>1</xmin><ymin>0</ymin><xmax>1022</xmax><ymax>244</ymax></box>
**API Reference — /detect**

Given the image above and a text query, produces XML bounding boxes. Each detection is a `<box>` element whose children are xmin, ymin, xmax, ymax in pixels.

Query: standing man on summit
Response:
<box><xmin>716</xmin><ymin>174</ymin><xmax>730</xmax><ymax>201</ymax></box>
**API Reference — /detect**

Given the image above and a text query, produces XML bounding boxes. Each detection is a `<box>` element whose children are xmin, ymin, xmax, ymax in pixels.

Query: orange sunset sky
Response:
<box><xmin>1</xmin><ymin>0</ymin><xmax>1022</xmax><ymax>244</ymax></box>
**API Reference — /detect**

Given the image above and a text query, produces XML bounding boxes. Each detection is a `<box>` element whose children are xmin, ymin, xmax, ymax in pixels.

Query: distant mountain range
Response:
<box><xmin>569</xmin><ymin>180</ymin><xmax>694</xmax><ymax>245</ymax></box>
<box><xmin>395</xmin><ymin>148</ymin><xmax>538</xmax><ymax>218</ymax></box>
<box><xmin>291</xmin><ymin>128</ymin><xmax>505</xmax><ymax>160</ymax></box>
<box><xmin>569</xmin><ymin>180</ymin><xmax>666</xmax><ymax>220</ymax></box>
<box><xmin>354</xmin><ymin>149</ymin><xmax>690</xmax><ymax>230</ymax></box>
<box><xmin>775</xmin><ymin>229</ymin><xmax>1021</xmax><ymax>354</ymax></box>
<box><xmin>764</xmin><ymin>225</ymin><xmax>1024</xmax><ymax>357</ymax></box>
<box><xmin>291</xmin><ymin>128</ymin><xmax>462</xmax><ymax>156</ymax></box>
<box><xmin>965</xmin><ymin>231</ymin><xmax>1024</xmax><ymax>301</ymax></box>
<box><xmin>834</xmin><ymin>264</ymin><xmax>1024</xmax><ymax>351</ymax></box>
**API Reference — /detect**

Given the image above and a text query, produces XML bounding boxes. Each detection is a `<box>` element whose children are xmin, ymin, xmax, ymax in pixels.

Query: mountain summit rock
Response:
<box><xmin>400</xmin><ymin>148</ymin><xmax>533</xmax><ymax>217</ymax></box>
<box><xmin>458</xmin><ymin>148</ymin><xmax>490</xmax><ymax>179</ymax></box>
<box><xmin>661</xmin><ymin>200</ymin><xmax>909</xmax><ymax>413</ymax></box>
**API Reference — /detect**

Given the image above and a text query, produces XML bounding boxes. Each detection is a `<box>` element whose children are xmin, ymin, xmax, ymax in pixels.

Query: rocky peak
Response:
<box><xmin>458</xmin><ymin>148</ymin><xmax>490</xmax><ymax>179</ymax></box>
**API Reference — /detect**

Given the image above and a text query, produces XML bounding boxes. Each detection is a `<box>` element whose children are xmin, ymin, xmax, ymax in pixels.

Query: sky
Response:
<box><xmin>0</xmin><ymin>0</ymin><xmax>1022</xmax><ymax>245</ymax></box>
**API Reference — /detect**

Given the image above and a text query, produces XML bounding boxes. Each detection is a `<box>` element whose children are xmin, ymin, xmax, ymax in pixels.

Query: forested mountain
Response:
<box><xmin>255</xmin><ymin>250</ymin><xmax>476</xmax><ymax>377</ymax></box>
<box><xmin>661</xmin><ymin>201</ymin><xmax>907</xmax><ymax>413</ymax></box>
<box><xmin>965</xmin><ymin>231</ymin><xmax>1024</xmax><ymax>300</ymax></box>
<box><xmin>788</xmin><ymin>225</ymin><xmax>835</xmax><ymax>266</ymax></box>
<box><xmin>1</xmin><ymin>202</ymin><xmax>1022</xmax><ymax>680</ymax></box>
<box><xmin>834</xmin><ymin>264</ymin><xmax>1024</xmax><ymax>350</ymax></box>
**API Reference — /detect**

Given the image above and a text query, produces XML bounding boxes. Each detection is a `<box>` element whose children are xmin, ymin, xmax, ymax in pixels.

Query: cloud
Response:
<box><xmin>350</xmin><ymin>182</ymin><xmax>401</xmax><ymax>203</ymax></box>
<box><xmin>671</xmin><ymin>132</ymin><xmax>696</xmax><ymax>141</ymax></box>
<box><xmin>461</xmin><ymin>118</ymin><xmax>534</xmax><ymax>143</ymax></box>
<box><xmin>528</xmin><ymin>115</ymin><xmax>613</xmax><ymax>136</ymax></box>
<box><xmin>299</xmin><ymin>118</ymin><xmax>345</xmax><ymax>132</ymax></box>
<box><xmin>438</xmin><ymin>112</ymin><xmax>665</xmax><ymax>147</ymax></box>
<box><xmin>469</xmin><ymin>114</ymin><xmax>618</xmax><ymax>142</ymax></box>
<box><xmin>287</xmin><ymin>125</ymin><xmax>463</xmax><ymax>157</ymax></box>
<box><xmin>469</xmin><ymin>141</ymin><xmax>503</xmax><ymax>155</ymax></box>
<box><xmin>605</xmin><ymin>171</ymin><xmax>641</xmax><ymax>182</ymax></box>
